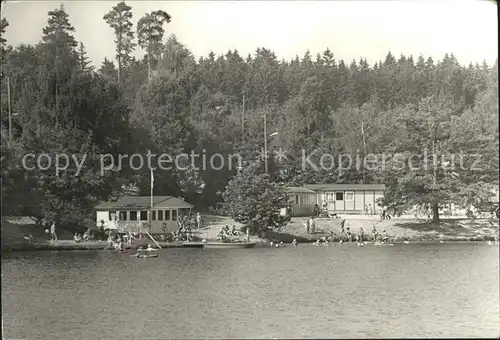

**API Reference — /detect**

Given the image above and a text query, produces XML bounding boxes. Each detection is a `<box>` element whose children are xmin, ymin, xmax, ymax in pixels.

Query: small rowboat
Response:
<box><xmin>132</xmin><ymin>247</ymin><xmax>160</xmax><ymax>258</ymax></box>
<box><xmin>131</xmin><ymin>251</ymin><xmax>159</xmax><ymax>258</ymax></box>
<box><xmin>204</xmin><ymin>242</ymin><xmax>257</xmax><ymax>249</ymax></box>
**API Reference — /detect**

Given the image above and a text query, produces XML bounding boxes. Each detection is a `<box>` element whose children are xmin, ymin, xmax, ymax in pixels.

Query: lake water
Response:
<box><xmin>2</xmin><ymin>243</ymin><xmax>499</xmax><ymax>339</ymax></box>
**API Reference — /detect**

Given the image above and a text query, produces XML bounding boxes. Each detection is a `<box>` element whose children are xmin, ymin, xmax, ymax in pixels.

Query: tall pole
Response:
<box><xmin>264</xmin><ymin>111</ymin><xmax>268</xmax><ymax>174</ymax></box>
<box><xmin>150</xmin><ymin>168</ymin><xmax>154</xmax><ymax>233</ymax></box>
<box><xmin>242</xmin><ymin>90</ymin><xmax>245</xmax><ymax>135</ymax></box>
<box><xmin>7</xmin><ymin>76</ymin><xmax>12</xmax><ymax>141</ymax></box>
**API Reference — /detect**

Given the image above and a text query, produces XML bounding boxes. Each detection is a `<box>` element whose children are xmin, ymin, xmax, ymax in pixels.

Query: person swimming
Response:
<box><xmin>291</xmin><ymin>239</ymin><xmax>298</xmax><ymax>246</ymax></box>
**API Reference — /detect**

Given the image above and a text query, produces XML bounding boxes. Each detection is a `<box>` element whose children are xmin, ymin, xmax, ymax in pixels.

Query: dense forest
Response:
<box><xmin>1</xmin><ymin>3</ymin><xmax>498</xmax><ymax>228</ymax></box>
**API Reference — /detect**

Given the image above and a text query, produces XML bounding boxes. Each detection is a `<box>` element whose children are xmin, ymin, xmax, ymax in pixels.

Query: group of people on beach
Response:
<box><xmin>72</xmin><ymin>227</ymin><xmax>138</xmax><ymax>250</ymax></box>
<box><xmin>339</xmin><ymin>219</ymin><xmax>389</xmax><ymax>242</ymax></box>
<box><xmin>73</xmin><ymin>230</ymin><xmax>94</xmax><ymax>243</ymax></box>
<box><xmin>313</xmin><ymin>203</ymin><xmax>343</xmax><ymax>218</ymax></box>
<box><xmin>217</xmin><ymin>225</ymin><xmax>240</xmax><ymax>241</ymax></box>
<box><xmin>107</xmin><ymin>231</ymin><xmax>139</xmax><ymax>250</ymax></box>
<box><xmin>167</xmin><ymin>212</ymin><xmax>203</xmax><ymax>242</ymax></box>
<box><xmin>304</xmin><ymin>215</ymin><xmax>390</xmax><ymax>244</ymax></box>
<box><xmin>380</xmin><ymin>209</ymin><xmax>392</xmax><ymax>220</ymax></box>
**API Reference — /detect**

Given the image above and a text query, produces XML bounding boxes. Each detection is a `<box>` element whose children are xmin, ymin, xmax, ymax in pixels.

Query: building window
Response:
<box><xmin>180</xmin><ymin>208</ymin><xmax>191</xmax><ymax>216</ymax></box>
<box><xmin>130</xmin><ymin>211</ymin><xmax>138</xmax><ymax>221</ymax></box>
<box><xmin>152</xmin><ymin>210</ymin><xmax>156</xmax><ymax>221</ymax></box>
<box><xmin>140</xmin><ymin>211</ymin><xmax>148</xmax><ymax>221</ymax></box>
<box><xmin>109</xmin><ymin>211</ymin><xmax>117</xmax><ymax>221</ymax></box>
<box><xmin>326</xmin><ymin>192</ymin><xmax>335</xmax><ymax>202</ymax></box>
<box><xmin>119</xmin><ymin>211</ymin><xmax>127</xmax><ymax>221</ymax></box>
<box><xmin>172</xmin><ymin>210</ymin><xmax>177</xmax><ymax>221</ymax></box>
<box><xmin>165</xmin><ymin>210</ymin><xmax>171</xmax><ymax>221</ymax></box>
<box><xmin>336</xmin><ymin>192</ymin><xmax>344</xmax><ymax>201</ymax></box>
<box><xmin>158</xmin><ymin>210</ymin><xmax>163</xmax><ymax>221</ymax></box>
<box><xmin>345</xmin><ymin>192</ymin><xmax>354</xmax><ymax>201</ymax></box>
<box><xmin>295</xmin><ymin>195</ymin><xmax>299</xmax><ymax>204</ymax></box>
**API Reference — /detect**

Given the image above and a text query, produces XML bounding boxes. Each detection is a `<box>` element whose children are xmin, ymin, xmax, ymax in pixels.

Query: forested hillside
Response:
<box><xmin>1</xmin><ymin>3</ymin><xmax>498</xmax><ymax>227</ymax></box>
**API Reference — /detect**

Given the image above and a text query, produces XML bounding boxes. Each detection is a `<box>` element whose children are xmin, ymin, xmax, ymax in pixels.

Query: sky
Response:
<box><xmin>1</xmin><ymin>0</ymin><xmax>498</xmax><ymax>67</ymax></box>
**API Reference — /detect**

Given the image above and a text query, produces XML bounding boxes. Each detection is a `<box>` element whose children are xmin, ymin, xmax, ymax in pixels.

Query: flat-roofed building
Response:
<box><xmin>286</xmin><ymin>184</ymin><xmax>386</xmax><ymax>216</ymax></box>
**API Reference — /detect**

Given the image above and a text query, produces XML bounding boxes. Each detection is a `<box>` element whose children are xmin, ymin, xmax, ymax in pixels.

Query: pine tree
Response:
<box><xmin>103</xmin><ymin>1</ymin><xmax>136</xmax><ymax>84</ymax></box>
<box><xmin>42</xmin><ymin>5</ymin><xmax>77</xmax><ymax>50</ymax></box>
<box><xmin>0</xmin><ymin>17</ymin><xmax>11</xmax><ymax>67</ymax></box>
<box><xmin>137</xmin><ymin>10</ymin><xmax>171</xmax><ymax>80</ymax></box>
<box><xmin>77</xmin><ymin>42</ymin><xmax>94</xmax><ymax>73</ymax></box>
<box><xmin>41</xmin><ymin>5</ymin><xmax>78</xmax><ymax>117</ymax></box>
<box><xmin>99</xmin><ymin>57</ymin><xmax>118</xmax><ymax>80</ymax></box>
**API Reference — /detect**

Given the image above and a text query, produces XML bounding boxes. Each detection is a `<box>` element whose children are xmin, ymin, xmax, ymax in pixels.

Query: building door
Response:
<box><xmin>335</xmin><ymin>191</ymin><xmax>344</xmax><ymax>211</ymax></box>
<box><xmin>325</xmin><ymin>192</ymin><xmax>335</xmax><ymax>211</ymax></box>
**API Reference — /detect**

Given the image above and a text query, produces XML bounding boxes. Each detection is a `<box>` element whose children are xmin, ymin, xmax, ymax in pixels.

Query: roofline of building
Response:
<box><xmin>95</xmin><ymin>195</ymin><xmax>194</xmax><ymax>210</ymax></box>
<box><xmin>286</xmin><ymin>187</ymin><xmax>317</xmax><ymax>193</ymax></box>
<box><xmin>303</xmin><ymin>184</ymin><xmax>386</xmax><ymax>191</ymax></box>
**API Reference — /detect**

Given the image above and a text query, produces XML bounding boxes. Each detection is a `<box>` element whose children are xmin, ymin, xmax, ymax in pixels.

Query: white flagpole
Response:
<box><xmin>150</xmin><ymin>167</ymin><xmax>154</xmax><ymax>234</ymax></box>
<box><xmin>148</xmin><ymin>168</ymin><xmax>163</xmax><ymax>248</ymax></box>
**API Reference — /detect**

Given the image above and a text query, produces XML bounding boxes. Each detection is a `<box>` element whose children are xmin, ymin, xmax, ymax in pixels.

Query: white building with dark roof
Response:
<box><xmin>95</xmin><ymin>196</ymin><xmax>194</xmax><ymax>234</ymax></box>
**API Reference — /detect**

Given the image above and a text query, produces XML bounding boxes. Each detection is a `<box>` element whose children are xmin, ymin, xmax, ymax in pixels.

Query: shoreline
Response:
<box><xmin>1</xmin><ymin>240</ymin><xmax>206</xmax><ymax>253</ymax></box>
<box><xmin>3</xmin><ymin>215</ymin><xmax>498</xmax><ymax>252</ymax></box>
<box><xmin>2</xmin><ymin>236</ymin><xmax>498</xmax><ymax>253</ymax></box>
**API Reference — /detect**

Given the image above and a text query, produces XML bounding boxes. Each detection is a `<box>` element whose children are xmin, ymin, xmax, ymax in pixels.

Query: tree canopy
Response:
<box><xmin>1</xmin><ymin>2</ymin><xmax>498</xmax><ymax>228</ymax></box>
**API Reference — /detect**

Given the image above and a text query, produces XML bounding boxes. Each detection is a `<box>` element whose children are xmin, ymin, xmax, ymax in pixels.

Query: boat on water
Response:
<box><xmin>132</xmin><ymin>247</ymin><xmax>160</xmax><ymax>258</ymax></box>
<box><xmin>131</xmin><ymin>252</ymin><xmax>159</xmax><ymax>258</ymax></box>
<box><xmin>204</xmin><ymin>241</ymin><xmax>257</xmax><ymax>249</ymax></box>
<box><xmin>132</xmin><ymin>244</ymin><xmax>160</xmax><ymax>258</ymax></box>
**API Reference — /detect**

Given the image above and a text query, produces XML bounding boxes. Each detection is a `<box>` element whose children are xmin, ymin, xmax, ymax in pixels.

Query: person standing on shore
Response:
<box><xmin>313</xmin><ymin>204</ymin><xmax>320</xmax><ymax>217</ymax></box>
<box><xmin>196</xmin><ymin>213</ymin><xmax>202</xmax><ymax>230</ymax></box>
<box><xmin>340</xmin><ymin>219</ymin><xmax>346</xmax><ymax>234</ymax></box>
<box><xmin>371</xmin><ymin>226</ymin><xmax>377</xmax><ymax>242</ymax></box>
<box><xmin>50</xmin><ymin>222</ymin><xmax>57</xmax><ymax>243</ymax></box>
<box><xmin>309</xmin><ymin>216</ymin><xmax>316</xmax><ymax>233</ymax></box>
<box><xmin>246</xmin><ymin>227</ymin><xmax>250</xmax><ymax>242</ymax></box>
<box><xmin>358</xmin><ymin>227</ymin><xmax>365</xmax><ymax>242</ymax></box>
